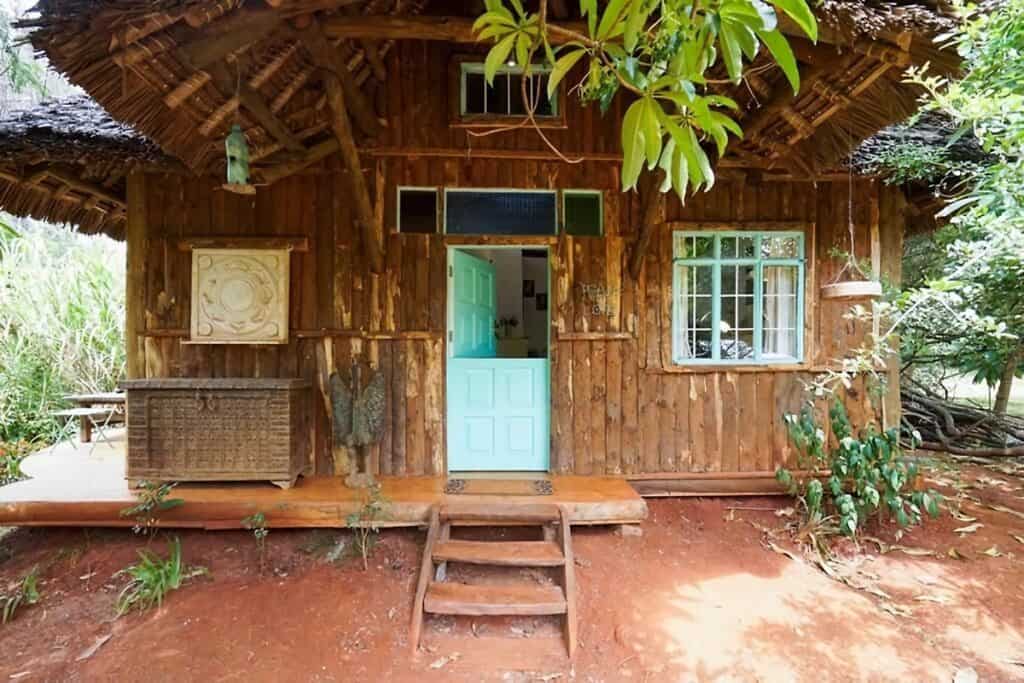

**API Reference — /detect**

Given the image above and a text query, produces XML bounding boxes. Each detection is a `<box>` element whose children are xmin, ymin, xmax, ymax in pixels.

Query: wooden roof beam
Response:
<box><xmin>321</xmin><ymin>15</ymin><xmax>586</xmax><ymax>44</ymax></box>
<box><xmin>292</xmin><ymin>24</ymin><xmax>382</xmax><ymax>138</ymax></box>
<box><xmin>303</xmin><ymin>21</ymin><xmax>385</xmax><ymax>274</ymax></box>
<box><xmin>203</xmin><ymin>62</ymin><xmax>306</xmax><ymax>152</ymax></box>
<box><xmin>45</xmin><ymin>166</ymin><xmax>127</xmax><ymax>209</ymax></box>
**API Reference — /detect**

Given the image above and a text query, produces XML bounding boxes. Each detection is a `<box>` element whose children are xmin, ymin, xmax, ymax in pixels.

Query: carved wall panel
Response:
<box><xmin>190</xmin><ymin>248</ymin><xmax>289</xmax><ymax>344</ymax></box>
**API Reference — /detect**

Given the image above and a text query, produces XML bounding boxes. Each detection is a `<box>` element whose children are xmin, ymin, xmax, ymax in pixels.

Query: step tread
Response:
<box><xmin>433</xmin><ymin>540</ymin><xmax>565</xmax><ymax>566</ymax></box>
<box><xmin>424</xmin><ymin>581</ymin><xmax>567</xmax><ymax>616</ymax></box>
<box><xmin>440</xmin><ymin>502</ymin><xmax>562</xmax><ymax>523</ymax></box>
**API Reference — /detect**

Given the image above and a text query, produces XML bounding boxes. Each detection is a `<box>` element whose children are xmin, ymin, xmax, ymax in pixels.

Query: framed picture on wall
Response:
<box><xmin>523</xmin><ymin>279</ymin><xmax>535</xmax><ymax>297</ymax></box>
<box><xmin>536</xmin><ymin>293</ymin><xmax>547</xmax><ymax>311</ymax></box>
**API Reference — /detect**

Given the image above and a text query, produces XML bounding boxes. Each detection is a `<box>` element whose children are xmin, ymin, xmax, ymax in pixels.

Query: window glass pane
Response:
<box><xmin>398</xmin><ymin>189</ymin><xmax>438</xmax><ymax>234</ymax></box>
<box><xmin>564</xmin><ymin>192</ymin><xmax>602</xmax><ymax>236</ymax></box>
<box><xmin>677</xmin><ymin>264</ymin><xmax>713</xmax><ymax>359</ymax></box>
<box><xmin>762</xmin><ymin>236</ymin><xmax>800</xmax><ymax>259</ymax></box>
<box><xmin>487</xmin><ymin>73</ymin><xmax>510</xmax><ymax>114</ymax></box>
<box><xmin>532</xmin><ymin>74</ymin><xmax>554</xmax><ymax>116</ymax></box>
<box><xmin>763</xmin><ymin>265</ymin><xmax>799</xmax><ymax>359</ymax></box>
<box><xmin>464</xmin><ymin>72</ymin><xmax>486</xmax><ymax>114</ymax></box>
<box><xmin>509</xmin><ymin>73</ymin><xmax>526</xmax><ymax>115</ymax></box>
<box><xmin>738</xmin><ymin>236</ymin><xmax>756</xmax><ymax>258</ymax></box>
<box><xmin>721</xmin><ymin>236</ymin><xmax>737</xmax><ymax>258</ymax></box>
<box><xmin>446</xmin><ymin>191</ymin><xmax>557</xmax><ymax>235</ymax></box>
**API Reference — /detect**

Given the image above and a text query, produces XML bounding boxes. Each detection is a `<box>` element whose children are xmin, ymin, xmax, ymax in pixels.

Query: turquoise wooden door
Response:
<box><xmin>447</xmin><ymin>249</ymin><xmax>550</xmax><ymax>472</ymax></box>
<box><xmin>451</xmin><ymin>250</ymin><xmax>496</xmax><ymax>358</ymax></box>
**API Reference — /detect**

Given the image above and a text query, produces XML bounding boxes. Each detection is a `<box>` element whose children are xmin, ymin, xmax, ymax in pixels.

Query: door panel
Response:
<box><xmin>447</xmin><ymin>358</ymin><xmax>550</xmax><ymax>471</ymax></box>
<box><xmin>451</xmin><ymin>250</ymin><xmax>496</xmax><ymax>359</ymax></box>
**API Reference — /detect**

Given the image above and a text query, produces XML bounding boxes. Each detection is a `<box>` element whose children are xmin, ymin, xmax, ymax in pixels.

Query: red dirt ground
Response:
<box><xmin>1</xmin><ymin>458</ymin><xmax>1023</xmax><ymax>682</ymax></box>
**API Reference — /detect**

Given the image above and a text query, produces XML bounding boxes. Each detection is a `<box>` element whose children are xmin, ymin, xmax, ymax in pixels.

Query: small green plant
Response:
<box><xmin>120</xmin><ymin>481</ymin><xmax>184</xmax><ymax>534</ymax></box>
<box><xmin>777</xmin><ymin>400</ymin><xmax>942</xmax><ymax>538</ymax></box>
<box><xmin>1</xmin><ymin>566</ymin><xmax>40</xmax><ymax>624</ymax></box>
<box><xmin>116</xmin><ymin>537</ymin><xmax>206</xmax><ymax>616</ymax></box>
<box><xmin>0</xmin><ymin>440</ymin><xmax>33</xmax><ymax>486</ymax></box>
<box><xmin>345</xmin><ymin>484</ymin><xmax>389</xmax><ymax>570</ymax></box>
<box><xmin>241</xmin><ymin>512</ymin><xmax>269</xmax><ymax>571</ymax></box>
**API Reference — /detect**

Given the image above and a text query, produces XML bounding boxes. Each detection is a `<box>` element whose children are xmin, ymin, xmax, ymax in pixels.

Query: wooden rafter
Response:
<box><xmin>302</xmin><ymin>21</ymin><xmax>384</xmax><ymax>274</ymax></box>
<box><xmin>204</xmin><ymin>62</ymin><xmax>306</xmax><ymax>152</ymax></box>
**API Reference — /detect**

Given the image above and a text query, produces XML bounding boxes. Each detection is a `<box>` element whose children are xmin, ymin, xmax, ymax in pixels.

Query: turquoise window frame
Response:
<box><xmin>671</xmin><ymin>231</ymin><xmax>805</xmax><ymax>365</ymax></box>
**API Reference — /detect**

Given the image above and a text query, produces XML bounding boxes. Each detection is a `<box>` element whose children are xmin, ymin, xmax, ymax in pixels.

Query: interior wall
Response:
<box><xmin>522</xmin><ymin>254</ymin><xmax>548</xmax><ymax>356</ymax></box>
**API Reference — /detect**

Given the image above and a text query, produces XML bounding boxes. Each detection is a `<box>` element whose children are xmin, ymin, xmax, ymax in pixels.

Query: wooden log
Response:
<box><xmin>322</xmin><ymin>15</ymin><xmax>587</xmax><ymax>44</ymax></box>
<box><xmin>125</xmin><ymin>172</ymin><xmax>147</xmax><ymax>379</ymax></box>
<box><xmin>298</xmin><ymin>23</ymin><xmax>382</xmax><ymax>138</ymax></box>
<box><xmin>320</xmin><ymin>70</ymin><xmax>384</xmax><ymax>273</ymax></box>
<box><xmin>627</xmin><ymin>170</ymin><xmax>665</xmax><ymax>280</ymax></box>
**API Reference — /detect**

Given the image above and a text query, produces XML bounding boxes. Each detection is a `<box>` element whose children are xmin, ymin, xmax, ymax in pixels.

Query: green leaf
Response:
<box><xmin>620</xmin><ymin>99</ymin><xmax>646</xmax><ymax>190</ymax></box>
<box><xmin>473</xmin><ymin>10</ymin><xmax>517</xmax><ymax>33</ymax></box>
<box><xmin>641</xmin><ymin>98</ymin><xmax>663</xmax><ymax>170</ymax></box>
<box><xmin>580</xmin><ymin>0</ymin><xmax>598</xmax><ymax>36</ymax></box>
<box><xmin>548</xmin><ymin>48</ymin><xmax>586</xmax><ymax>98</ymax></box>
<box><xmin>596</xmin><ymin>0</ymin><xmax>628</xmax><ymax>41</ymax></box>
<box><xmin>484</xmin><ymin>33</ymin><xmax>517</xmax><ymax>85</ymax></box>
<box><xmin>718</xmin><ymin>24</ymin><xmax>744</xmax><ymax>84</ymax></box>
<box><xmin>758</xmin><ymin>29</ymin><xmax>800</xmax><ymax>93</ymax></box>
<box><xmin>772</xmin><ymin>0</ymin><xmax>818</xmax><ymax>42</ymax></box>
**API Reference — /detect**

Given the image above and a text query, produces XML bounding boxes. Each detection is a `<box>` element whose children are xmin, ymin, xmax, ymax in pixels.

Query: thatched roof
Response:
<box><xmin>853</xmin><ymin>110</ymin><xmax>989</xmax><ymax>231</ymax></box>
<box><xmin>0</xmin><ymin>95</ymin><xmax>168</xmax><ymax>238</ymax></box>
<box><xmin>13</xmin><ymin>0</ymin><xmax>960</xmax><ymax>184</ymax></box>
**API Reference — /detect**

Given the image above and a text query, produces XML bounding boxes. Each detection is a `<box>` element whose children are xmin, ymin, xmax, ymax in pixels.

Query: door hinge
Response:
<box><xmin>448</xmin><ymin>265</ymin><xmax>453</xmax><ymax>277</ymax></box>
<box><xmin>448</xmin><ymin>330</ymin><xmax>453</xmax><ymax>343</ymax></box>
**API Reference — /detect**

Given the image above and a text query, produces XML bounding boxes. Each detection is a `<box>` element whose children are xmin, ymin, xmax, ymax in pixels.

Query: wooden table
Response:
<box><xmin>61</xmin><ymin>392</ymin><xmax>125</xmax><ymax>443</ymax></box>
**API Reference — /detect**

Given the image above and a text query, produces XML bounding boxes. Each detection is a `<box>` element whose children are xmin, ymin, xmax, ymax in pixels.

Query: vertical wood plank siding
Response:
<box><xmin>131</xmin><ymin>41</ymin><xmax>904</xmax><ymax>479</ymax></box>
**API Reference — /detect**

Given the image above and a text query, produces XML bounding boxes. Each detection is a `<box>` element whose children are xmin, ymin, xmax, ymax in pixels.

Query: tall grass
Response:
<box><xmin>0</xmin><ymin>217</ymin><xmax>125</xmax><ymax>444</ymax></box>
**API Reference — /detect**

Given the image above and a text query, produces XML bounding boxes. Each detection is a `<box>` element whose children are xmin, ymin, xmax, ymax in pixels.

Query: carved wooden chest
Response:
<box><xmin>122</xmin><ymin>378</ymin><xmax>311</xmax><ymax>488</ymax></box>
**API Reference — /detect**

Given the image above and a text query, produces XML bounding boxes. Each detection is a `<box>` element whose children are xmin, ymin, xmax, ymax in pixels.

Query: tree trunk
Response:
<box><xmin>993</xmin><ymin>345</ymin><xmax>1023</xmax><ymax>415</ymax></box>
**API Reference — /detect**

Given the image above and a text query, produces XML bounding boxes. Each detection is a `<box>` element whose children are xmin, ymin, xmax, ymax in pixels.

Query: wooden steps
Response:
<box><xmin>410</xmin><ymin>503</ymin><xmax>577</xmax><ymax>660</ymax></box>
<box><xmin>432</xmin><ymin>540</ymin><xmax>565</xmax><ymax>566</ymax></box>
<box><xmin>424</xmin><ymin>582</ymin><xmax>567</xmax><ymax>615</ymax></box>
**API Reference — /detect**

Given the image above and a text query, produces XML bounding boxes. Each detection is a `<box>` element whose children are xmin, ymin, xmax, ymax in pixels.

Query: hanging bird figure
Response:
<box><xmin>223</xmin><ymin>123</ymin><xmax>256</xmax><ymax>195</ymax></box>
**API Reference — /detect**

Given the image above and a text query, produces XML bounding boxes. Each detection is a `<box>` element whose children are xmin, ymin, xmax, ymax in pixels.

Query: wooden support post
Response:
<box><xmin>125</xmin><ymin>172</ymin><xmax>147</xmax><ymax>379</ymax></box>
<box><xmin>627</xmin><ymin>170</ymin><xmax>665</xmax><ymax>281</ymax></box>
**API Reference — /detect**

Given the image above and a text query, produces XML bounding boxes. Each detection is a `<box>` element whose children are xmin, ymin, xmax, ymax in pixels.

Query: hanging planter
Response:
<box><xmin>821</xmin><ymin>147</ymin><xmax>883</xmax><ymax>301</ymax></box>
<box><xmin>821</xmin><ymin>278</ymin><xmax>883</xmax><ymax>300</ymax></box>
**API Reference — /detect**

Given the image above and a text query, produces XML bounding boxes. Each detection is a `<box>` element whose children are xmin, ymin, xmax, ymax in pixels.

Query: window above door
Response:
<box><xmin>672</xmin><ymin>231</ymin><xmax>805</xmax><ymax>365</ymax></box>
<box><xmin>450</xmin><ymin>57</ymin><xmax>566</xmax><ymax>128</ymax></box>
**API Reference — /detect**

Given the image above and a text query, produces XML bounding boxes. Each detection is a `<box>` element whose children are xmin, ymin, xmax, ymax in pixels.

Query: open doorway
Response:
<box><xmin>446</xmin><ymin>246</ymin><xmax>550</xmax><ymax>472</ymax></box>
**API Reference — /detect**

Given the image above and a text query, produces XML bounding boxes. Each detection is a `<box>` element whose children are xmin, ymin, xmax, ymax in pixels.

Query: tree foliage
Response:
<box><xmin>473</xmin><ymin>0</ymin><xmax>817</xmax><ymax>199</ymax></box>
<box><xmin>890</xmin><ymin>1</ymin><xmax>1024</xmax><ymax>410</ymax></box>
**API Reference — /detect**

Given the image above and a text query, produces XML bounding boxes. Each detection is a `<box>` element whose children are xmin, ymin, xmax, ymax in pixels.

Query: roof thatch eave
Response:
<box><xmin>0</xmin><ymin>95</ymin><xmax>172</xmax><ymax>240</ymax></box>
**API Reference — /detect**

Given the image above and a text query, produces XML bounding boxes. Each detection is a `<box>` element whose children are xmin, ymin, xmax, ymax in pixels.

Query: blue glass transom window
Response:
<box><xmin>445</xmin><ymin>190</ymin><xmax>557</xmax><ymax>236</ymax></box>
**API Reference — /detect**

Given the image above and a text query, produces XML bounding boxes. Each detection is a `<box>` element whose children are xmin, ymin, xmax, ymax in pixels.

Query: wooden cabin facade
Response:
<box><xmin>0</xmin><ymin>0</ymin><xmax>957</xmax><ymax>498</ymax></box>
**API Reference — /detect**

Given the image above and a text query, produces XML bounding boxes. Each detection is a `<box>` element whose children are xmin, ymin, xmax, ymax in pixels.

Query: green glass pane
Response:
<box><xmin>564</xmin><ymin>192</ymin><xmax>602</xmax><ymax>236</ymax></box>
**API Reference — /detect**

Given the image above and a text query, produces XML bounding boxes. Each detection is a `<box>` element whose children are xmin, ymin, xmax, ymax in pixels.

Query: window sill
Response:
<box><xmin>450</xmin><ymin>116</ymin><xmax>567</xmax><ymax>130</ymax></box>
<box><xmin>651</xmin><ymin>362</ymin><xmax>809</xmax><ymax>374</ymax></box>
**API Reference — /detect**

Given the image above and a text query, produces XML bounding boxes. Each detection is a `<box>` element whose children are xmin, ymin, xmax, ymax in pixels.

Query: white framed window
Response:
<box><xmin>460</xmin><ymin>62</ymin><xmax>557</xmax><ymax>118</ymax></box>
<box><xmin>672</xmin><ymin>231</ymin><xmax>805</xmax><ymax>364</ymax></box>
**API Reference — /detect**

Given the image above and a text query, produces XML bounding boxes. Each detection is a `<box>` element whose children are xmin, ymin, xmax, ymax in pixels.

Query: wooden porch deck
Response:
<box><xmin>0</xmin><ymin>431</ymin><xmax>647</xmax><ymax>528</ymax></box>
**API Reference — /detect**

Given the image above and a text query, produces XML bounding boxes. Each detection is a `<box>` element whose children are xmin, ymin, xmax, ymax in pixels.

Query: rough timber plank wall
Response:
<box><xmin>129</xmin><ymin>39</ymin><xmax>904</xmax><ymax>481</ymax></box>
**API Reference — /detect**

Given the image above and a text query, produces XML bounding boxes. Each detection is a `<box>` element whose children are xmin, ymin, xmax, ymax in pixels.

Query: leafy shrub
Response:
<box><xmin>1</xmin><ymin>566</ymin><xmax>40</xmax><ymax>624</ymax></box>
<box><xmin>116</xmin><ymin>537</ymin><xmax>206</xmax><ymax>615</ymax></box>
<box><xmin>777</xmin><ymin>400</ymin><xmax>942</xmax><ymax>537</ymax></box>
<box><xmin>241</xmin><ymin>512</ymin><xmax>269</xmax><ymax>572</ymax></box>
<box><xmin>0</xmin><ymin>221</ymin><xmax>125</xmax><ymax>444</ymax></box>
